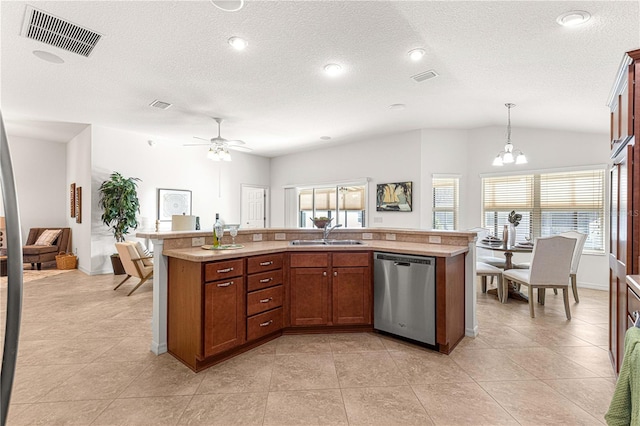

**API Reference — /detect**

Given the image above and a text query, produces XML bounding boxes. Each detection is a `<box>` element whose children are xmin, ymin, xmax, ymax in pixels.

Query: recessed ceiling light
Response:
<box><xmin>408</xmin><ymin>48</ymin><xmax>425</xmax><ymax>61</ymax></box>
<box><xmin>323</xmin><ymin>63</ymin><xmax>343</xmax><ymax>76</ymax></box>
<box><xmin>228</xmin><ymin>36</ymin><xmax>248</xmax><ymax>50</ymax></box>
<box><xmin>320</xmin><ymin>136</ymin><xmax>332</xmax><ymax>141</ymax></box>
<box><xmin>210</xmin><ymin>1</ymin><xmax>244</xmax><ymax>12</ymax></box>
<box><xmin>388</xmin><ymin>104</ymin><xmax>406</xmax><ymax>111</ymax></box>
<box><xmin>147</xmin><ymin>140</ymin><xmax>157</xmax><ymax>147</ymax></box>
<box><xmin>556</xmin><ymin>10</ymin><xmax>591</xmax><ymax>26</ymax></box>
<box><xmin>32</xmin><ymin>50</ymin><xmax>64</xmax><ymax>64</ymax></box>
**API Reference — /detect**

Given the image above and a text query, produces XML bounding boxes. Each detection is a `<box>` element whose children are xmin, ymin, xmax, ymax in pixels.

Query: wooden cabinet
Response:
<box><xmin>289</xmin><ymin>252</ymin><xmax>371</xmax><ymax>327</ymax></box>
<box><xmin>246</xmin><ymin>253</ymin><xmax>284</xmax><ymax>341</ymax></box>
<box><xmin>608</xmin><ymin>48</ymin><xmax>640</xmax><ymax>374</ymax></box>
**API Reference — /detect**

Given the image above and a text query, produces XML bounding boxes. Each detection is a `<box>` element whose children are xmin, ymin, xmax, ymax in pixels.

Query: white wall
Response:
<box><xmin>464</xmin><ymin>126</ymin><xmax>610</xmax><ymax>290</ymax></box>
<box><xmin>66</xmin><ymin>127</ymin><xmax>92</xmax><ymax>273</ymax></box>
<box><xmin>270</xmin><ymin>130</ymin><xmax>423</xmax><ymax>228</ymax></box>
<box><xmin>7</xmin><ymin>135</ymin><xmax>68</xmax><ymax>244</ymax></box>
<box><xmin>90</xmin><ymin>125</ymin><xmax>270</xmax><ymax>274</ymax></box>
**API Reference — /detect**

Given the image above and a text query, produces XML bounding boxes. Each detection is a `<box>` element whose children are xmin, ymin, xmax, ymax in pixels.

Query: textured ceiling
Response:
<box><xmin>1</xmin><ymin>1</ymin><xmax>639</xmax><ymax>157</ymax></box>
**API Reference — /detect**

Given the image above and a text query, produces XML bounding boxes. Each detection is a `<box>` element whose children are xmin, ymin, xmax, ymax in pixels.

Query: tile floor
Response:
<box><xmin>1</xmin><ymin>269</ymin><xmax>616</xmax><ymax>425</ymax></box>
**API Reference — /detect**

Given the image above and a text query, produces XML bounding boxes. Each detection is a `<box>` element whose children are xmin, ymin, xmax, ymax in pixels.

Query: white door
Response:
<box><xmin>241</xmin><ymin>185</ymin><xmax>266</xmax><ymax>228</ymax></box>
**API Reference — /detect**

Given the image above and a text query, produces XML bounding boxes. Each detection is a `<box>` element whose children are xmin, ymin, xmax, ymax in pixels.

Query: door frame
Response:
<box><xmin>240</xmin><ymin>184</ymin><xmax>269</xmax><ymax>228</ymax></box>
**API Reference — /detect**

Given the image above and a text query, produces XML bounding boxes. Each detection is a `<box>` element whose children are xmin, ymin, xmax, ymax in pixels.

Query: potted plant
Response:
<box><xmin>98</xmin><ymin>172</ymin><xmax>141</xmax><ymax>274</ymax></box>
<box><xmin>507</xmin><ymin>210</ymin><xmax>522</xmax><ymax>246</ymax></box>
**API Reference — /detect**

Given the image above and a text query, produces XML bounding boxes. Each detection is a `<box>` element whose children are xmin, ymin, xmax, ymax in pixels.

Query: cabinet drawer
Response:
<box><xmin>247</xmin><ymin>254</ymin><xmax>283</xmax><ymax>274</ymax></box>
<box><xmin>204</xmin><ymin>259</ymin><xmax>244</xmax><ymax>282</ymax></box>
<box><xmin>290</xmin><ymin>253</ymin><xmax>329</xmax><ymax>268</ymax></box>
<box><xmin>628</xmin><ymin>286</ymin><xmax>640</xmax><ymax>320</ymax></box>
<box><xmin>332</xmin><ymin>252</ymin><xmax>370</xmax><ymax>267</ymax></box>
<box><xmin>247</xmin><ymin>307</ymin><xmax>283</xmax><ymax>341</ymax></box>
<box><xmin>247</xmin><ymin>285</ymin><xmax>283</xmax><ymax>316</ymax></box>
<box><xmin>247</xmin><ymin>269</ymin><xmax>283</xmax><ymax>292</ymax></box>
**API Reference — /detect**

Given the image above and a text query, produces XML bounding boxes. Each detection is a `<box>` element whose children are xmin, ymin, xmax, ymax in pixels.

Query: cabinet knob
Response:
<box><xmin>259</xmin><ymin>320</ymin><xmax>273</xmax><ymax>327</ymax></box>
<box><xmin>217</xmin><ymin>267</ymin><xmax>234</xmax><ymax>273</ymax></box>
<box><xmin>334</xmin><ymin>271</ymin><xmax>337</xmax><ymax>277</ymax></box>
<box><xmin>259</xmin><ymin>297</ymin><xmax>273</xmax><ymax>303</ymax></box>
<box><xmin>323</xmin><ymin>271</ymin><xmax>327</xmax><ymax>276</ymax></box>
<box><xmin>217</xmin><ymin>281</ymin><xmax>234</xmax><ymax>287</ymax></box>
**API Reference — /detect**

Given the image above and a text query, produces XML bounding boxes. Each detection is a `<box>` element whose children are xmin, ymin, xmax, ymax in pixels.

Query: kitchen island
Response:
<box><xmin>137</xmin><ymin>228</ymin><xmax>478</xmax><ymax>370</ymax></box>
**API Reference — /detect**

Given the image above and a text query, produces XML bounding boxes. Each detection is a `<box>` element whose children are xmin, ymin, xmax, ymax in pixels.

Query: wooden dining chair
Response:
<box><xmin>502</xmin><ymin>236</ymin><xmax>576</xmax><ymax>319</ymax></box>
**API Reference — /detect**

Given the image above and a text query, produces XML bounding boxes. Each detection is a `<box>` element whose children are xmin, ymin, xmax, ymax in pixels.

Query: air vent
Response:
<box><xmin>411</xmin><ymin>70</ymin><xmax>439</xmax><ymax>83</ymax></box>
<box><xmin>149</xmin><ymin>100</ymin><xmax>173</xmax><ymax>110</ymax></box>
<box><xmin>21</xmin><ymin>6</ymin><xmax>102</xmax><ymax>57</ymax></box>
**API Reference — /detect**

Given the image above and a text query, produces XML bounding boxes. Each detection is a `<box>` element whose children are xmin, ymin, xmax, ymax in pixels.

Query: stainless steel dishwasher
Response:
<box><xmin>373</xmin><ymin>252</ymin><xmax>436</xmax><ymax>346</ymax></box>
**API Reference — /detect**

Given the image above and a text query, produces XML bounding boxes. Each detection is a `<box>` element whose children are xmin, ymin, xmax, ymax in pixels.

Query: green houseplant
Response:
<box><xmin>98</xmin><ymin>172</ymin><xmax>141</xmax><ymax>274</ymax></box>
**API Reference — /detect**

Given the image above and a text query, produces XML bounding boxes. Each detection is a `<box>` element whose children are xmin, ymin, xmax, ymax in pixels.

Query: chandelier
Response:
<box><xmin>207</xmin><ymin>145</ymin><xmax>232</xmax><ymax>161</ymax></box>
<box><xmin>492</xmin><ymin>103</ymin><xmax>527</xmax><ymax>166</ymax></box>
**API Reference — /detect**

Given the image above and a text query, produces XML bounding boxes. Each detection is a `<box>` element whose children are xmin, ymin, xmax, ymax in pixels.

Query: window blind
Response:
<box><xmin>482</xmin><ymin>169</ymin><xmax>605</xmax><ymax>252</ymax></box>
<box><xmin>432</xmin><ymin>177</ymin><xmax>459</xmax><ymax>230</ymax></box>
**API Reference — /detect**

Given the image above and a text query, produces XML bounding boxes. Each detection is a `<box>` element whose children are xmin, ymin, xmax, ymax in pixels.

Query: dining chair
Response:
<box><xmin>502</xmin><ymin>235</ymin><xmax>576</xmax><ymax>319</ymax></box>
<box><xmin>476</xmin><ymin>262</ymin><xmax>506</xmax><ymax>303</ymax></box>
<box><xmin>114</xmin><ymin>241</ymin><xmax>154</xmax><ymax>296</ymax></box>
<box><xmin>470</xmin><ymin>227</ymin><xmax>506</xmax><ymax>269</ymax></box>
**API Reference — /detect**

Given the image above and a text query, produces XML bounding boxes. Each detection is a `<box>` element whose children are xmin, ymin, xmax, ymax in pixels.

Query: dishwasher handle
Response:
<box><xmin>393</xmin><ymin>261</ymin><xmax>411</xmax><ymax>267</ymax></box>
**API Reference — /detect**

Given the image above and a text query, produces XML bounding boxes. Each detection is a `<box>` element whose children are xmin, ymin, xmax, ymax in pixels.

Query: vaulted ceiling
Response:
<box><xmin>1</xmin><ymin>1</ymin><xmax>638</xmax><ymax>156</ymax></box>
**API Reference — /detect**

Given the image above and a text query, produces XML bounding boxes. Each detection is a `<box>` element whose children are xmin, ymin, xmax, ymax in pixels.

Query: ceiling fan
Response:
<box><xmin>184</xmin><ymin>117</ymin><xmax>251</xmax><ymax>161</ymax></box>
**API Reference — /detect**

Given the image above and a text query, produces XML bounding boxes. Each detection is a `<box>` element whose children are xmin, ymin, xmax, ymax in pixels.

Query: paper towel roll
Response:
<box><xmin>172</xmin><ymin>215</ymin><xmax>196</xmax><ymax>231</ymax></box>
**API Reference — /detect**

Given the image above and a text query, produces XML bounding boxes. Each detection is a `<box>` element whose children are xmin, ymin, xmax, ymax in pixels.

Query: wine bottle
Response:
<box><xmin>213</xmin><ymin>213</ymin><xmax>223</xmax><ymax>248</ymax></box>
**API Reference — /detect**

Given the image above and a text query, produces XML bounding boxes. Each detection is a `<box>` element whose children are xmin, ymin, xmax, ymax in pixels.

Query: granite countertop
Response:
<box><xmin>163</xmin><ymin>240</ymin><xmax>469</xmax><ymax>262</ymax></box>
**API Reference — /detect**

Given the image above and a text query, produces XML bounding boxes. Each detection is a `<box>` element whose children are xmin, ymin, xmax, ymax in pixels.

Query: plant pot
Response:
<box><xmin>111</xmin><ymin>253</ymin><xmax>126</xmax><ymax>275</ymax></box>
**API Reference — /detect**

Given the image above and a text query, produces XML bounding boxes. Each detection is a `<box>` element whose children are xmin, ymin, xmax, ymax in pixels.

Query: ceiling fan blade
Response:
<box><xmin>193</xmin><ymin>136</ymin><xmax>211</xmax><ymax>142</ymax></box>
<box><xmin>183</xmin><ymin>143</ymin><xmax>211</xmax><ymax>146</ymax></box>
<box><xmin>226</xmin><ymin>139</ymin><xmax>245</xmax><ymax>146</ymax></box>
<box><xmin>228</xmin><ymin>145</ymin><xmax>252</xmax><ymax>152</ymax></box>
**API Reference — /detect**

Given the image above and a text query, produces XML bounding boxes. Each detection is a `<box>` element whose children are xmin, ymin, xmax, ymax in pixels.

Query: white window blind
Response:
<box><xmin>432</xmin><ymin>177</ymin><xmax>459</xmax><ymax>230</ymax></box>
<box><xmin>482</xmin><ymin>169</ymin><xmax>605</xmax><ymax>252</ymax></box>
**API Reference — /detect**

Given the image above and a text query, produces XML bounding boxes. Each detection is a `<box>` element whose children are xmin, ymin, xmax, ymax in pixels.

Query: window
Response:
<box><xmin>482</xmin><ymin>168</ymin><xmax>605</xmax><ymax>253</ymax></box>
<box><xmin>432</xmin><ymin>176</ymin><xmax>459</xmax><ymax>230</ymax></box>
<box><xmin>298</xmin><ymin>184</ymin><xmax>367</xmax><ymax>228</ymax></box>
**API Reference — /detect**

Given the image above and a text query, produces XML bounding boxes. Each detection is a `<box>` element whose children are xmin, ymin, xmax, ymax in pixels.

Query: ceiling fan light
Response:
<box><xmin>492</xmin><ymin>155</ymin><xmax>504</xmax><ymax>167</ymax></box>
<box><xmin>515</xmin><ymin>153</ymin><xmax>528</xmax><ymax>164</ymax></box>
<box><xmin>207</xmin><ymin>148</ymin><xmax>217</xmax><ymax>160</ymax></box>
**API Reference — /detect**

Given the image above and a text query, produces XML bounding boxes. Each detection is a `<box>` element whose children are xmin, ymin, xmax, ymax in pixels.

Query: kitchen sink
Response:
<box><xmin>289</xmin><ymin>239</ymin><xmax>365</xmax><ymax>246</ymax></box>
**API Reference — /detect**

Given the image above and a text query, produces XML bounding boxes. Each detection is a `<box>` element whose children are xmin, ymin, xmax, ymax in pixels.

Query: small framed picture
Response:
<box><xmin>376</xmin><ymin>181</ymin><xmax>413</xmax><ymax>212</ymax></box>
<box><xmin>75</xmin><ymin>186</ymin><xmax>82</xmax><ymax>223</ymax></box>
<box><xmin>157</xmin><ymin>188</ymin><xmax>192</xmax><ymax>222</ymax></box>
<box><xmin>70</xmin><ymin>183</ymin><xmax>76</xmax><ymax>218</ymax></box>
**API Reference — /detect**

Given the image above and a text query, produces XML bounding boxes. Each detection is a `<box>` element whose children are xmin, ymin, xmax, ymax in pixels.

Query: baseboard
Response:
<box><xmin>465</xmin><ymin>325</ymin><xmax>479</xmax><ymax>337</ymax></box>
<box><xmin>578</xmin><ymin>281</ymin><xmax>608</xmax><ymax>291</ymax></box>
<box><xmin>151</xmin><ymin>341</ymin><xmax>167</xmax><ymax>355</ymax></box>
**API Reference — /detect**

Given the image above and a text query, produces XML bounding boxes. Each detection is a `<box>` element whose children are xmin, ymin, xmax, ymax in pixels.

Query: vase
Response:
<box><xmin>508</xmin><ymin>223</ymin><xmax>517</xmax><ymax>246</ymax></box>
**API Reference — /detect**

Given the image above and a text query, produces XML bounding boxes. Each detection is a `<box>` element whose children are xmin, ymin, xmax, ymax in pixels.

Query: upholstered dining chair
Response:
<box><xmin>476</xmin><ymin>262</ymin><xmax>505</xmax><ymax>303</ymax></box>
<box><xmin>114</xmin><ymin>241</ymin><xmax>153</xmax><ymax>296</ymax></box>
<box><xmin>471</xmin><ymin>227</ymin><xmax>507</xmax><ymax>269</ymax></box>
<box><xmin>502</xmin><ymin>235</ymin><xmax>576</xmax><ymax>319</ymax></box>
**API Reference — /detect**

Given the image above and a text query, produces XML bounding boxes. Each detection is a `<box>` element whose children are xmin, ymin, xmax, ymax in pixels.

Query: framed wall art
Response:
<box><xmin>157</xmin><ymin>188</ymin><xmax>192</xmax><ymax>222</ymax></box>
<box><xmin>75</xmin><ymin>186</ymin><xmax>82</xmax><ymax>223</ymax></box>
<box><xmin>70</xmin><ymin>183</ymin><xmax>76</xmax><ymax>218</ymax></box>
<box><xmin>376</xmin><ymin>181</ymin><xmax>412</xmax><ymax>212</ymax></box>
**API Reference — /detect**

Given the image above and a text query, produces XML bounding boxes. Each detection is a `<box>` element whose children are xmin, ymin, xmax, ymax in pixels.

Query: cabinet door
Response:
<box><xmin>204</xmin><ymin>277</ymin><xmax>245</xmax><ymax>357</ymax></box>
<box><xmin>290</xmin><ymin>267</ymin><xmax>329</xmax><ymax>326</ymax></box>
<box><xmin>332</xmin><ymin>267</ymin><xmax>371</xmax><ymax>325</ymax></box>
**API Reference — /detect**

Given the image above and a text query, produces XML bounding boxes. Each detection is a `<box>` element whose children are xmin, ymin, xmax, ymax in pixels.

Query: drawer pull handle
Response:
<box><xmin>259</xmin><ymin>297</ymin><xmax>273</xmax><ymax>303</ymax></box>
<box><xmin>260</xmin><ymin>261</ymin><xmax>273</xmax><ymax>266</ymax></box>
<box><xmin>217</xmin><ymin>267</ymin><xmax>234</xmax><ymax>273</ymax></box>
<box><xmin>633</xmin><ymin>311</ymin><xmax>640</xmax><ymax>326</ymax></box>
<box><xmin>217</xmin><ymin>281</ymin><xmax>234</xmax><ymax>287</ymax></box>
<box><xmin>259</xmin><ymin>278</ymin><xmax>273</xmax><ymax>283</ymax></box>
<box><xmin>259</xmin><ymin>320</ymin><xmax>273</xmax><ymax>327</ymax></box>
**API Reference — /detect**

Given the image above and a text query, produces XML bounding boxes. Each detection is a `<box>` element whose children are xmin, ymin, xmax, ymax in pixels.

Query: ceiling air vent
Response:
<box><xmin>411</xmin><ymin>70</ymin><xmax>439</xmax><ymax>83</ymax></box>
<box><xmin>149</xmin><ymin>100</ymin><xmax>173</xmax><ymax>110</ymax></box>
<box><xmin>20</xmin><ymin>6</ymin><xmax>102</xmax><ymax>57</ymax></box>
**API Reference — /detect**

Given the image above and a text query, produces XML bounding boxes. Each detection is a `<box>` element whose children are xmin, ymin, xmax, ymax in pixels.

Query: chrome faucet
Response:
<box><xmin>323</xmin><ymin>224</ymin><xmax>342</xmax><ymax>240</ymax></box>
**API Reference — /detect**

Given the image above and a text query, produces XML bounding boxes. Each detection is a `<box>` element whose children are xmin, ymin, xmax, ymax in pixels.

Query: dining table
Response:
<box><xmin>477</xmin><ymin>241</ymin><xmax>534</xmax><ymax>302</ymax></box>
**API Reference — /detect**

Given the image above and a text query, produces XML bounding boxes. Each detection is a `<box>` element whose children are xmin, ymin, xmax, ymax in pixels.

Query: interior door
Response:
<box><xmin>241</xmin><ymin>185</ymin><xmax>266</xmax><ymax>228</ymax></box>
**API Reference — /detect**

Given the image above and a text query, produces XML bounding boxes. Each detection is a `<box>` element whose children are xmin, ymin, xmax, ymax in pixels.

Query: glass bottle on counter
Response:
<box><xmin>213</xmin><ymin>213</ymin><xmax>223</xmax><ymax>248</ymax></box>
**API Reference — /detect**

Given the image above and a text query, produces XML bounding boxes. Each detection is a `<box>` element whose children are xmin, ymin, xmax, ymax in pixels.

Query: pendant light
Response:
<box><xmin>492</xmin><ymin>103</ymin><xmax>527</xmax><ymax>166</ymax></box>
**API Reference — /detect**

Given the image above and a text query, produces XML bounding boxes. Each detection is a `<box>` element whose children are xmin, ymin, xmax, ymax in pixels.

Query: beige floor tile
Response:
<box><xmin>178</xmin><ymin>392</ymin><xmax>267</xmax><ymax>425</ymax></box>
<box><xmin>263</xmin><ymin>389</ymin><xmax>348</xmax><ymax>425</ymax></box>
<box><xmin>270</xmin><ymin>353</ymin><xmax>339</xmax><ymax>391</ymax></box>
<box><xmin>450</xmin><ymin>348</ymin><xmax>537</xmax><ymax>381</ymax></box>
<box><xmin>389</xmin><ymin>349</ymin><xmax>473</xmax><ymax>384</ymax></box>
<box><xmin>39</xmin><ymin>361</ymin><xmax>146</xmax><ymax>402</ymax></box>
<box><xmin>479</xmin><ymin>380</ymin><xmax>602</xmax><ymax>425</ymax></box>
<box><xmin>120</xmin><ymin>356</ymin><xmax>205</xmax><ymax>397</ymax></box>
<box><xmin>508</xmin><ymin>325</ymin><xmax>592</xmax><ymax>347</ymax></box>
<box><xmin>561</xmin><ymin>323</ymin><xmax>610</xmax><ymax>346</ymax></box>
<box><xmin>10</xmin><ymin>364</ymin><xmax>82</xmax><ymax>403</ymax></box>
<box><xmin>334</xmin><ymin>351</ymin><xmax>406</xmax><ymax>388</ymax></box>
<box><xmin>550</xmin><ymin>346</ymin><xmax>615</xmax><ymax>377</ymax></box>
<box><xmin>476</xmin><ymin>325</ymin><xmax>541</xmax><ymax>348</ymax></box>
<box><xmin>275</xmin><ymin>333</ymin><xmax>333</xmax><ymax>354</ymax></box>
<box><xmin>452</xmin><ymin>335</ymin><xmax>492</xmax><ymax>350</ymax></box>
<box><xmin>544</xmin><ymin>377</ymin><xmax>615</xmax><ymax>422</ymax></box>
<box><xmin>504</xmin><ymin>347</ymin><xmax>600</xmax><ymax>379</ymax></box>
<box><xmin>197</xmin><ymin>354</ymin><xmax>274</xmax><ymax>394</ymax></box>
<box><xmin>412</xmin><ymin>382</ymin><xmax>518</xmax><ymax>425</ymax></box>
<box><xmin>93</xmin><ymin>336</ymin><xmax>158</xmax><ymax>363</ymax></box>
<box><xmin>16</xmin><ymin>338</ymin><xmax>117</xmax><ymax>366</ymax></box>
<box><xmin>341</xmin><ymin>386</ymin><xmax>433</xmax><ymax>425</ymax></box>
<box><xmin>93</xmin><ymin>395</ymin><xmax>191</xmax><ymax>425</ymax></box>
<box><xmin>329</xmin><ymin>333</ymin><xmax>386</xmax><ymax>353</ymax></box>
<box><xmin>75</xmin><ymin>318</ymin><xmax>151</xmax><ymax>339</ymax></box>
<box><xmin>6</xmin><ymin>399</ymin><xmax>111</xmax><ymax>425</ymax></box>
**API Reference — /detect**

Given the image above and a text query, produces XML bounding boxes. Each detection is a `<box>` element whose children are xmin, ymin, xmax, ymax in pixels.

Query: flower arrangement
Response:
<box><xmin>508</xmin><ymin>210</ymin><xmax>522</xmax><ymax>227</ymax></box>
